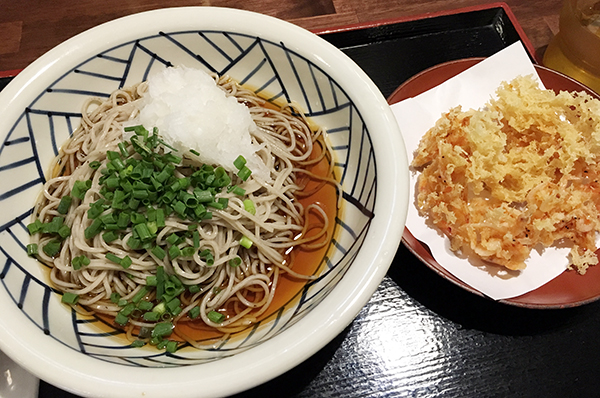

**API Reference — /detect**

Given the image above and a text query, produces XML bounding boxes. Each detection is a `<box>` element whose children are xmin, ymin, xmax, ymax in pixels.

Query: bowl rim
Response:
<box><xmin>0</xmin><ymin>6</ymin><xmax>409</xmax><ymax>397</ymax></box>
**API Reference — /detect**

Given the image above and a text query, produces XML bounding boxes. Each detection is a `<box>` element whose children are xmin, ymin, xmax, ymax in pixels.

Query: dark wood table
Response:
<box><xmin>7</xmin><ymin>1</ymin><xmax>600</xmax><ymax>398</ymax></box>
<box><xmin>0</xmin><ymin>0</ymin><xmax>561</xmax><ymax>71</ymax></box>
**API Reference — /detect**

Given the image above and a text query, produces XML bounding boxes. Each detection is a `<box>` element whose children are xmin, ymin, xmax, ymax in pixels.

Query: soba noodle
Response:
<box><xmin>28</xmin><ymin>71</ymin><xmax>337</xmax><ymax>351</ymax></box>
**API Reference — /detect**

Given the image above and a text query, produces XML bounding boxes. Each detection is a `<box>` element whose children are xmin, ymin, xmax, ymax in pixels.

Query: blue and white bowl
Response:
<box><xmin>0</xmin><ymin>7</ymin><xmax>408</xmax><ymax>397</ymax></box>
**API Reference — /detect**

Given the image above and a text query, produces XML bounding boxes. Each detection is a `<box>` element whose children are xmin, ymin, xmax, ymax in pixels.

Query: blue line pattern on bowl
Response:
<box><xmin>0</xmin><ymin>30</ymin><xmax>376</xmax><ymax>366</ymax></box>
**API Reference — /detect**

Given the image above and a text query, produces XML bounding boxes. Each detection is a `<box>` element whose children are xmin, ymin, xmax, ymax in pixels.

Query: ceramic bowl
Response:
<box><xmin>0</xmin><ymin>7</ymin><xmax>408</xmax><ymax>397</ymax></box>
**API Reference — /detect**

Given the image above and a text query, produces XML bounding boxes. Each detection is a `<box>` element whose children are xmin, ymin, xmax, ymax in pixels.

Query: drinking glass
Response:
<box><xmin>543</xmin><ymin>0</ymin><xmax>600</xmax><ymax>93</ymax></box>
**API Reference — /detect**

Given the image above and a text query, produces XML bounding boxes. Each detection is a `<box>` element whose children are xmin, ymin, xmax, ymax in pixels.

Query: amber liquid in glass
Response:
<box><xmin>543</xmin><ymin>0</ymin><xmax>600</xmax><ymax>93</ymax></box>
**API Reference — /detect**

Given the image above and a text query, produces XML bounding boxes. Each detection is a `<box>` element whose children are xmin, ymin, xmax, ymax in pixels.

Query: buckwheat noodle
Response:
<box><xmin>31</xmin><ymin>73</ymin><xmax>337</xmax><ymax>345</ymax></box>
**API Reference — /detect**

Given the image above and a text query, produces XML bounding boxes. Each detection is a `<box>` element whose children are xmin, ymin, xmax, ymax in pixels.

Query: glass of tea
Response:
<box><xmin>543</xmin><ymin>0</ymin><xmax>600</xmax><ymax>93</ymax></box>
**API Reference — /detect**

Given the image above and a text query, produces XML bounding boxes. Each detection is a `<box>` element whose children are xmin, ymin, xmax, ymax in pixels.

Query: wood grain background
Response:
<box><xmin>0</xmin><ymin>0</ymin><xmax>562</xmax><ymax>72</ymax></box>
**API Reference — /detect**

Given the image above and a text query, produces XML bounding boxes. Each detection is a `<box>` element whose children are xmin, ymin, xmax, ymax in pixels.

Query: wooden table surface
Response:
<box><xmin>1</xmin><ymin>0</ymin><xmax>561</xmax><ymax>72</ymax></box>
<box><xmin>9</xmin><ymin>2</ymin><xmax>600</xmax><ymax>398</ymax></box>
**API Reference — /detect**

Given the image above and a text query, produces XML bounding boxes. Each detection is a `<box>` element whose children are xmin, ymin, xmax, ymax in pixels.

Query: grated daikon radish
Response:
<box><xmin>134</xmin><ymin>66</ymin><xmax>269</xmax><ymax>181</ymax></box>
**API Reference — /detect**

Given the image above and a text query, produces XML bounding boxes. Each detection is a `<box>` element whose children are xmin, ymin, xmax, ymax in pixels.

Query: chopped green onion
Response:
<box><xmin>72</xmin><ymin>255</ymin><xmax>90</xmax><ymax>270</ymax></box>
<box><xmin>165</xmin><ymin>340</ymin><xmax>178</xmax><ymax>353</ymax></box>
<box><xmin>169</xmin><ymin>274</ymin><xmax>183</xmax><ymax>287</ymax></box>
<box><xmin>133</xmin><ymin>189</ymin><xmax>148</xmax><ymax>200</ymax></box>
<box><xmin>99</xmin><ymin>213</ymin><xmax>116</xmax><ymax>225</ymax></box>
<box><xmin>130</xmin><ymin>213</ymin><xmax>146</xmax><ymax>225</ymax></box>
<box><xmin>43</xmin><ymin>240</ymin><xmax>62</xmax><ymax>257</ymax></box>
<box><xmin>166</xmin><ymin>233</ymin><xmax>179</xmax><ymax>245</ymax></box>
<box><xmin>61</xmin><ymin>292</ymin><xmax>79</xmax><ymax>305</ymax></box>
<box><xmin>155</xmin><ymin>168</ymin><xmax>171</xmax><ymax>184</ymax></box>
<box><xmin>118</xmin><ymin>142</ymin><xmax>129</xmax><ymax>157</ymax></box>
<box><xmin>146</xmin><ymin>275</ymin><xmax>157</xmax><ymax>286</ymax></box>
<box><xmin>72</xmin><ymin>180</ymin><xmax>92</xmax><ymax>200</ymax></box>
<box><xmin>134</xmin><ymin>223</ymin><xmax>153</xmax><ymax>241</ymax></box>
<box><xmin>153</xmin><ymin>301</ymin><xmax>166</xmax><ymax>315</ymax></box>
<box><xmin>240</xmin><ymin>236</ymin><xmax>253</xmax><ymax>249</ymax></box>
<box><xmin>44</xmin><ymin>217</ymin><xmax>64</xmax><ymax>234</ymax></box>
<box><xmin>89</xmin><ymin>160</ymin><xmax>102</xmax><ymax>169</ymax></box>
<box><xmin>105</xmin><ymin>253</ymin><xmax>122</xmax><ymax>264</ymax></box>
<box><xmin>84</xmin><ymin>219</ymin><xmax>103</xmax><ymax>239</ymax></box>
<box><xmin>138</xmin><ymin>300</ymin><xmax>153</xmax><ymax>311</ymax></box>
<box><xmin>163</xmin><ymin>153</ymin><xmax>182</xmax><ymax>164</ymax></box>
<box><xmin>111</xmin><ymin>190</ymin><xmax>128</xmax><ymax>207</ymax></box>
<box><xmin>156</xmin><ymin>266</ymin><xmax>165</xmax><ymax>300</ymax></box>
<box><xmin>151</xmin><ymin>245</ymin><xmax>166</xmax><ymax>260</ymax></box>
<box><xmin>243</xmin><ymin>199</ymin><xmax>256</xmax><ymax>215</ymax></box>
<box><xmin>114</xmin><ymin>312</ymin><xmax>129</xmax><ymax>325</ymax></box>
<box><xmin>156</xmin><ymin>339</ymin><xmax>169</xmax><ymax>350</ymax></box>
<box><xmin>156</xmin><ymin>208</ymin><xmax>165</xmax><ymax>228</ymax></box>
<box><xmin>143</xmin><ymin>311</ymin><xmax>160</xmax><ymax>321</ymax></box>
<box><xmin>218</xmin><ymin>197</ymin><xmax>229</xmax><ymax>208</ymax></box>
<box><xmin>193</xmin><ymin>231</ymin><xmax>200</xmax><ymax>248</ymax></box>
<box><xmin>120</xmin><ymin>179</ymin><xmax>133</xmax><ymax>192</ymax></box>
<box><xmin>111</xmin><ymin>157</ymin><xmax>126</xmax><ymax>171</ymax></box>
<box><xmin>119</xmin><ymin>303</ymin><xmax>135</xmax><ymax>317</ymax></box>
<box><xmin>58</xmin><ymin>225</ymin><xmax>71</xmax><ymax>239</ymax></box>
<box><xmin>181</xmin><ymin>246</ymin><xmax>195</xmax><ymax>257</ymax></box>
<box><xmin>173</xmin><ymin>201</ymin><xmax>186</xmax><ymax>216</ymax></box>
<box><xmin>188</xmin><ymin>284</ymin><xmax>201</xmax><ymax>294</ymax></box>
<box><xmin>233</xmin><ymin>155</ymin><xmax>246</xmax><ymax>170</ymax></box>
<box><xmin>188</xmin><ymin>306</ymin><xmax>201</xmax><ymax>319</ymax></box>
<box><xmin>194</xmin><ymin>204</ymin><xmax>207</xmax><ymax>218</ymax></box>
<box><xmin>237</xmin><ymin>166</ymin><xmax>252</xmax><ymax>181</ymax></box>
<box><xmin>102</xmin><ymin>231</ymin><xmax>119</xmax><ymax>243</ymax></box>
<box><xmin>106</xmin><ymin>151</ymin><xmax>120</xmax><ymax>161</ymax></box>
<box><xmin>207</xmin><ymin>201</ymin><xmax>225</xmax><ymax>210</ymax></box>
<box><xmin>229</xmin><ymin>257</ymin><xmax>242</xmax><ymax>267</ymax></box>
<box><xmin>166</xmin><ymin>298</ymin><xmax>181</xmax><ymax>314</ymax></box>
<box><xmin>26</xmin><ymin>219</ymin><xmax>43</xmax><ymax>235</ymax></box>
<box><xmin>168</xmin><ymin>245</ymin><xmax>181</xmax><ymax>259</ymax></box>
<box><xmin>207</xmin><ymin>310</ymin><xmax>225</xmax><ymax>324</ymax></box>
<box><xmin>57</xmin><ymin>196</ymin><xmax>72</xmax><ymax>214</ymax></box>
<box><xmin>131</xmin><ymin>286</ymin><xmax>148</xmax><ymax>304</ymax></box>
<box><xmin>87</xmin><ymin>205</ymin><xmax>103</xmax><ymax>220</ymax></box>
<box><xmin>120</xmin><ymin>256</ymin><xmax>132</xmax><ymax>269</ymax></box>
<box><xmin>105</xmin><ymin>176</ymin><xmax>120</xmax><ymax>190</ymax></box>
<box><xmin>110</xmin><ymin>292</ymin><xmax>121</xmax><ymax>304</ymax></box>
<box><xmin>117</xmin><ymin>212</ymin><xmax>130</xmax><ymax>229</ymax></box>
<box><xmin>200</xmin><ymin>250</ymin><xmax>214</xmax><ymax>266</ymax></box>
<box><xmin>146</xmin><ymin>221</ymin><xmax>158</xmax><ymax>235</ymax></box>
<box><xmin>194</xmin><ymin>189</ymin><xmax>213</xmax><ymax>203</ymax></box>
<box><xmin>151</xmin><ymin>321</ymin><xmax>174</xmax><ymax>338</ymax></box>
<box><xmin>127</xmin><ymin>237</ymin><xmax>142</xmax><ymax>250</ymax></box>
<box><xmin>26</xmin><ymin>243</ymin><xmax>38</xmax><ymax>256</ymax></box>
<box><xmin>232</xmin><ymin>186</ymin><xmax>246</xmax><ymax>196</ymax></box>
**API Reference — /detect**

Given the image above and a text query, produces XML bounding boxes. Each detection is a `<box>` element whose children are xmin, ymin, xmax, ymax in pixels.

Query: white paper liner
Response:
<box><xmin>390</xmin><ymin>42</ymin><xmax>570</xmax><ymax>300</ymax></box>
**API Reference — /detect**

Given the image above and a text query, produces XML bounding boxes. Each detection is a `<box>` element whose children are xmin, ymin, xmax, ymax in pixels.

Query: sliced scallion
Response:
<box><xmin>26</xmin><ymin>243</ymin><xmax>38</xmax><ymax>256</ymax></box>
<box><xmin>61</xmin><ymin>292</ymin><xmax>79</xmax><ymax>305</ymax></box>
<box><xmin>240</xmin><ymin>236</ymin><xmax>253</xmax><ymax>249</ymax></box>
<box><xmin>57</xmin><ymin>195</ymin><xmax>72</xmax><ymax>214</ymax></box>
<box><xmin>243</xmin><ymin>199</ymin><xmax>256</xmax><ymax>215</ymax></box>
<box><xmin>207</xmin><ymin>310</ymin><xmax>225</xmax><ymax>324</ymax></box>
<box><xmin>188</xmin><ymin>306</ymin><xmax>201</xmax><ymax>319</ymax></box>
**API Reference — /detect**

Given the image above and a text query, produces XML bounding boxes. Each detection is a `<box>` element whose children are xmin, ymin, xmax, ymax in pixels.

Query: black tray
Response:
<box><xmin>1</xmin><ymin>3</ymin><xmax>538</xmax><ymax>398</ymax></box>
<box><xmin>316</xmin><ymin>2</ymin><xmax>535</xmax><ymax>98</ymax></box>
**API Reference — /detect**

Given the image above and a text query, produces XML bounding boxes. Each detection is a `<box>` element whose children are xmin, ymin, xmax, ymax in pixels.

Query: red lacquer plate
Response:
<box><xmin>389</xmin><ymin>58</ymin><xmax>600</xmax><ymax>309</ymax></box>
